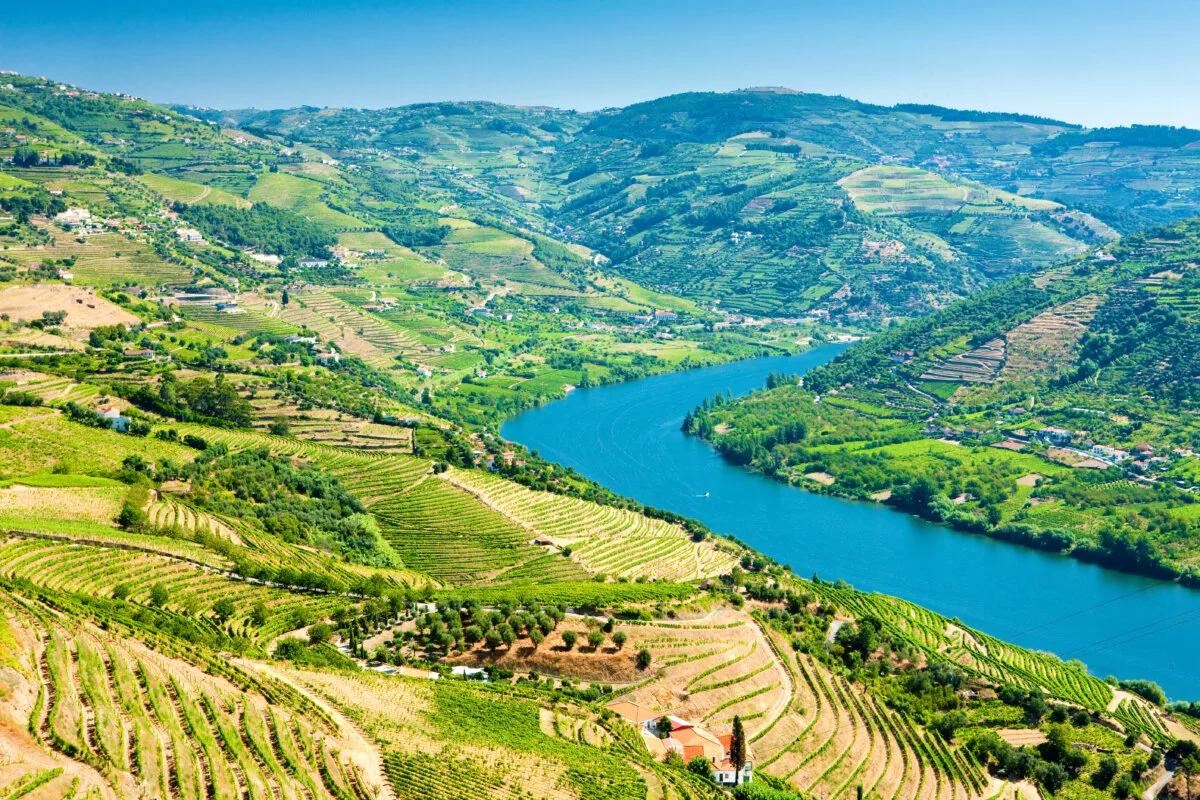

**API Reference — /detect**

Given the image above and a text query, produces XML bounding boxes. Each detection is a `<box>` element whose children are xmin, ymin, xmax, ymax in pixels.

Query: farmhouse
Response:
<box><xmin>246</xmin><ymin>251</ymin><xmax>283</xmax><ymax>267</ymax></box>
<box><xmin>54</xmin><ymin>207</ymin><xmax>91</xmax><ymax>228</ymax></box>
<box><xmin>1035</xmin><ymin>426</ymin><xmax>1072</xmax><ymax>446</ymax></box>
<box><xmin>96</xmin><ymin>406</ymin><xmax>129</xmax><ymax>432</ymax></box>
<box><xmin>610</xmin><ymin>703</ymin><xmax>753</xmax><ymax>786</ymax></box>
<box><xmin>175</xmin><ymin>227</ymin><xmax>204</xmax><ymax>244</ymax></box>
<box><xmin>299</xmin><ymin>258</ymin><xmax>329</xmax><ymax>270</ymax></box>
<box><xmin>1090</xmin><ymin>444</ymin><xmax>1130</xmax><ymax>463</ymax></box>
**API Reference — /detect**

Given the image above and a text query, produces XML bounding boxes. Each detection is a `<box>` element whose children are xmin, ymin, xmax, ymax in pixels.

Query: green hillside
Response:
<box><xmin>0</xmin><ymin>71</ymin><xmax>1197</xmax><ymax>800</ymax></box>
<box><xmin>689</xmin><ymin>219</ymin><xmax>1200</xmax><ymax>583</ymax></box>
<box><xmin>211</xmin><ymin>88</ymin><xmax>1200</xmax><ymax>320</ymax></box>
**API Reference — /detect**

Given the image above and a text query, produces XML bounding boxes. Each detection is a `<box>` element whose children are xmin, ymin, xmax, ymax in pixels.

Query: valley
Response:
<box><xmin>0</xmin><ymin>64</ymin><xmax>1197</xmax><ymax>800</ymax></box>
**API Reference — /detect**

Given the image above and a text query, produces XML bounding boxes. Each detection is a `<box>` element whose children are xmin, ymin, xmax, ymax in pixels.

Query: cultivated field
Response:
<box><xmin>444</xmin><ymin>468</ymin><xmax>737</xmax><ymax>581</ymax></box>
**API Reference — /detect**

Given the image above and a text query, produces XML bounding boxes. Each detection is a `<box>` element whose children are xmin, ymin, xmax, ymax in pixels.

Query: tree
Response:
<box><xmin>587</xmin><ymin>630</ymin><xmax>604</xmax><ymax>650</ymax></box>
<box><xmin>281</xmin><ymin>289</ymin><xmax>290</xmax><ymax>306</ymax></box>
<box><xmin>12</xmin><ymin>146</ymin><xmax>40</xmax><ymax>167</ymax></box>
<box><xmin>636</xmin><ymin>648</ymin><xmax>652</xmax><ymax>670</ymax></box>
<box><xmin>250</xmin><ymin>601</ymin><xmax>268</xmax><ymax>627</ymax></box>
<box><xmin>529</xmin><ymin>628</ymin><xmax>544</xmax><ymax>649</ymax></box>
<box><xmin>212</xmin><ymin>598</ymin><xmax>235</xmax><ymax>623</ymax></box>
<box><xmin>148</xmin><ymin>583</ymin><xmax>169</xmax><ymax>607</ymax></box>
<box><xmin>308</xmin><ymin>623</ymin><xmax>333</xmax><ymax>644</ymax></box>
<box><xmin>112</xmin><ymin>583</ymin><xmax>131</xmax><ymax>601</ymax></box>
<box><xmin>612</xmin><ymin>631</ymin><xmax>628</xmax><ymax>650</ymax></box>
<box><xmin>656</xmin><ymin>716</ymin><xmax>673</xmax><ymax>737</ymax></box>
<box><xmin>561</xmin><ymin>630</ymin><xmax>577</xmax><ymax>651</ymax></box>
<box><xmin>687</xmin><ymin>756</ymin><xmax>713</xmax><ymax>780</ymax></box>
<box><xmin>1035</xmin><ymin>762</ymin><xmax>1068</xmax><ymax>795</ymax></box>
<box><xmin>269</xmin><ymin>416</ymin><xmax>290</xmax><ymax>436</ymax></box>
<box><xmin>729</xmin><ymin>715</ymin><xmax>747</xmax><ymax>785</ymax></box>
<box><xmin>1094</xmin><ymin>758</ymin><xmax>1118</xmax><ymax>786</ymax></box>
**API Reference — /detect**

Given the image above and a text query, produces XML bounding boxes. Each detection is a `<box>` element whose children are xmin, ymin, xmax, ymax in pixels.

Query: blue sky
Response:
<box><xmin>3</xmin><ymin>0</ymin><xmax>1199</xmax><ymax>127</ymax></box>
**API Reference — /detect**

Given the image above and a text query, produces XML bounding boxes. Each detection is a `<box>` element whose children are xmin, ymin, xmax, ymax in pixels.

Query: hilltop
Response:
<box><xmin>209</xmin><ymin>88</ymin><xmax>1200</xmax><ymax>319</ymax></box>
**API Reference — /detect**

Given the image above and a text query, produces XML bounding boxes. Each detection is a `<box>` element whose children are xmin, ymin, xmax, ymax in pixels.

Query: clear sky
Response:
<box><xmin>3</xmin><ymin>0</ymin><xmax>1199</xmax><ymax>127</ymax></box>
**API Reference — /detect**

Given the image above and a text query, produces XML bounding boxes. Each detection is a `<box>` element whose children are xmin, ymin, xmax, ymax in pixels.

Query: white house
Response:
<box><xmin>175</xmin><ymin>227</ymin><xmax>205</xmax><ymax>244</ymax></box>
<box><xmin>96</xmin><ymin>406</ymin><xmax>129</xmax><ymax>432</ymax></box>
<box><xmin>609</xmin><ymin>703</ymin><xmax>752</xmax><ymax>785</ymax></box>
<box><xmin>54</xmin><ymin>207</ymin><xmax>91</xmax><ymax>228</ymax></box>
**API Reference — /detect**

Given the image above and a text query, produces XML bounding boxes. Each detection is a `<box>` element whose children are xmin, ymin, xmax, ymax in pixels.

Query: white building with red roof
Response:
<box><xmin>609</xmin><ymin>702</ymin><xmax>753</xmax><ymax>785</ymax></box>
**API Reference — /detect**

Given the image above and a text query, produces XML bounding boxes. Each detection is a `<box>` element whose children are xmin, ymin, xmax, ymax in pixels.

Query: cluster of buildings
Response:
<box><xmin>610</xmin><ymin>702</ymin><xmax>753</xmax><ymax>786</ymax></box>
<box><xmin>972</xmin><ymin>423</ymin><xmax>1187</xmax><ymax>483</ymax></box>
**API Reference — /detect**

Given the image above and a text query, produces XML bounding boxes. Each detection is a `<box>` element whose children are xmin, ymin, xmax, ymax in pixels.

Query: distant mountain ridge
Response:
<box><xmin>188</xmin><ymin>86</ymin><xmax>1200</xmax><ymax>318</ymax></box>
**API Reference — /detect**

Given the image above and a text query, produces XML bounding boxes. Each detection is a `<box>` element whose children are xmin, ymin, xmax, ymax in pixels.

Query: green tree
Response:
<box><xmin>635</xmin><ymin>648</ymin><xmax>652</xmax><ymax>670</ymax></box>
<box><xmin>587</xmin><ymin>630</ymin><xmax>604</xmax><ymax>650</ymax></box>
<box><xmin>612</xmin><ymin>631</ymin><xmax>627</xmax><ymax>650</ymax></box>
<box><xmin>729</xmin><ymin>715</ymin><xmax>747</xmax><ymax>785</ymax></box>
<box><xmin>687</xmin><ymin>756</ymin><xmax>712</xmax><ymax>780</ymax></box>
<box><xmin>212</xmin><ymin>598</ymin><xmax>236</xmax><ymax>623</ymax></box>
<box><xmin>308</xmin><ymin>623</ymin><xmax>333</xmax><ymax>644</ymax></box>
<box><xmin>148</xmin><ymin>583</ymin><xmax>169</xmax><ymax>607</ymax></box>
<box><xmin>561</xmin><ymin>630</ymin><xmax>577</xmax><ymax>651</ymax></box>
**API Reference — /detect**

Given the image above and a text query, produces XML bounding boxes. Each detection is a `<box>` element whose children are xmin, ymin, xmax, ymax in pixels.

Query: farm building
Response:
<box><xmin>96</xmin><ymin>406</ymin><xmax>129</xmax><ymax>432</ymax></box>
<box><xmin>54</xmin><ymin>207</ymin><xmax>91</xmax><ymax>228</ymax></box>
<box><xmin>610</xmin><ymin>702</ymin><xmax>753</xmax><ymax>785</ymax></box>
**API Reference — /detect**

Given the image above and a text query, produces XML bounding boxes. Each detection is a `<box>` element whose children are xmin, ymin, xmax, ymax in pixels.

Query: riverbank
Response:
<box><xmin>502</xmin><ymin>346</ymin><xmax>1200</xmax><ymax>700</ymax></box>
<box><xmin>692</xmin><ymin>430</ymin><xmax>1199</xmax><ymax>590</ymax></box>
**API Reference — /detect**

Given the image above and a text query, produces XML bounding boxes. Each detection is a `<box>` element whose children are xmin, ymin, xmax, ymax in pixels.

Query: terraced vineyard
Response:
<box><xmin>248</xmin><ymin>389</ymin><xmax>414</xmax><ymax>452</ymax></box>
<box><xmin>610</xmin><ymin>608</ymin><xmax>992</xmax><ymax>800</ymax></box>
<box><xmin>0</xmin><ymin>371</ymin><xmax>104</xmax><ymax>407</ymax></box>
<box><xmin>996</xmin><ymin>294</ymin><xmax>1100</xmax><ymax>383</ymax></box>
<box><xmin>444</xmin><ymin>468</ymin><xmax>738</xmax><ymax>581</ymax></box>
<box><xmin>278</xmin><ymin>289</ymin><xmax>427</xmax><ymax>367</ymax></box>
<box><xmin>15</xmin><ymin>224</ymin><xmax>192</xmax><ymax>288</ymax></box>
<box><xmin>284</xmin><ymin>665</ymin><xmax>697</xmax><ymax>800</ymax></box>
<box><xmin>366</xmin><ymin>477</ymin><xmax>561</xmax><ymax>583</ymax></box>
<box><xmin>0</xmin><ymin>536</ymin><xmax>346</xmax><ymax>643</ymax></box>
<box><xmin>143</xmin><ymin>492</ymin><xmax>240</xmax><ymax>543</ymax></box>
<box><xmin>178</xmin><ymin>303</ymin><xmax>298</xmax><ymax>336</ymax></box>
<box><xmin>808</xmin><ymin>584</ymin><xmax>1117</xmax><ymax>712</ymax></box>
<box><xmin>918</xmin><ymin>339</ymin><xmax>1006</xmax><ymax>384</ymax></box>
<box><xmin>0</xmin><ymin>592</ymin><xmax>381</xmax><ymax>800</ymax></box>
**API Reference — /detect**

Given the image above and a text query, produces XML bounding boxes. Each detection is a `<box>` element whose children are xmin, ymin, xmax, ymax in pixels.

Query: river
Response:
<box><xmin>502</xmin><ymin>345</ymin><xmax>1200</xmax><ymax>700</ymax></box>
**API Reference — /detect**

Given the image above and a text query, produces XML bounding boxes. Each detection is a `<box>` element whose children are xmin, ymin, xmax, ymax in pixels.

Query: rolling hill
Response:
<box><xmin>0</xmin><ymin>70</ymin><xmax>1197</xmax><ymax>800</ymax></box>
<box><xmin>202</xmin><ymin>88</ymin><xmax>1200</xmax><ymax>320</ymax></box>
<box><xmin>689</xmin><ymin>219</ymin><xmax>1200</xmax><ymax>584</ymax></box>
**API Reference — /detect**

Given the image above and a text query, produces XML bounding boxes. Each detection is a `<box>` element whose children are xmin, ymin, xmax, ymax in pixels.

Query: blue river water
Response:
<box><xmin>502</xmin><ymin>345</ymin><xmax>1200</xmax><ymax>699</ymax></box>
